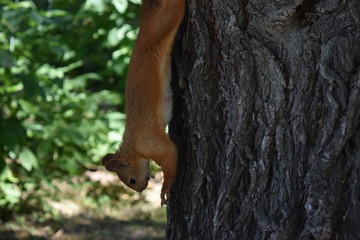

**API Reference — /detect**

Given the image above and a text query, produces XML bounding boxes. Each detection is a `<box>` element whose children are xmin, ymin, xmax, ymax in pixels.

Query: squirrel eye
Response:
<box><xmin>129</xmin><ymin>178</ymin><xmax>136</xmax><ymax>185</ymax></box>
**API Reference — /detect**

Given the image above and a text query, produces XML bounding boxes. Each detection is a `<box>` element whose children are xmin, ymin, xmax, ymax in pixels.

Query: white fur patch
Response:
<box><xmin>163</xmin><ymin>74</ymin><xmax>173</xmax><ymax>125</ymax></box>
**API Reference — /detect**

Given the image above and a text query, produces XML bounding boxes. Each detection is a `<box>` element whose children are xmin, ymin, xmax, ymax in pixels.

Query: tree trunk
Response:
<box><xmin>166</xmin><ymin>0</ymin><xmax>360</xmax><ymax>239</ymax></box>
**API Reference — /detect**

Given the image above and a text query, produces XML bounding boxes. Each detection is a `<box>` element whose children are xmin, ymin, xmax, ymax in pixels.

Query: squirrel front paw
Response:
<box><xmin>161</xmin><ymin>185</ymin><xmax>170</xmax><ymax>206</ymax></box>
<box><xmin>160</xmin><ymin>181</ymin><xmax>171</xmax><ymax>206</ymax></box>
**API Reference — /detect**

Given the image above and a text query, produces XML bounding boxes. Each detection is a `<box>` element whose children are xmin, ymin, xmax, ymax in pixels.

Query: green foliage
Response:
<box><xmin>0</xmin><ymin>0</ymin><xmax>140</xmax><ymax>219</ymax></box>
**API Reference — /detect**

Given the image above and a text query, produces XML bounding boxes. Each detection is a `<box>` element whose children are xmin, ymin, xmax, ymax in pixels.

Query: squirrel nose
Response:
<box><xmin>129</xmin><ymin>178</ymin><xmax>136</xmax><ymax>184</ymax></box>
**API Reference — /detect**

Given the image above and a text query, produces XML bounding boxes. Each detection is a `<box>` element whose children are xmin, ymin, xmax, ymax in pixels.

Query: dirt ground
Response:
<box><xmin>0</xmin><ymin>170</ymin><xmax>167</xmax><ymax>240</ymax></box>
<box><xmin>0</xmin><ymin>216</ymin><xmax>166</xmax><ymax>240</ymax></box>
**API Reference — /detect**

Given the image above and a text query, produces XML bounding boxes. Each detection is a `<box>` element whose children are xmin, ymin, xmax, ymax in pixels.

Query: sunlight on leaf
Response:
<box><xmin>129</xmin><ymin>0</ymin><xmax>141</xmax><ymax>4</ymax></box>
<box><xmin>19</xmin><ymin>147</ymin><xmax>38</xmax><ymax>172</ymax></box>
<box><xmin>112</xmin><ymin>0</ymin><xmax>128</xmax><ymax>14</ymax></box>
<box><xmin>0</xmin><ymin>0</ymin><xmax>142</xmax><ymax>222</ymax></box>
<box><xmin>0</xmin><ymin>167</ymin><xmax>18</xmax><ymax>183</ymax></box>
<box><xmin>107</xmin><ymin>24</ymin><xmax>132</xmax><ymax>46</ymax></box>
<box><xmin>0</xmin><ymin>182</ymin><xmax>21</xmax><ymax>204</ymax></box>
<box><xmin>83</xmin><ymin>0</ymin><xmax>106</xmax><ymax>12</ymax></box>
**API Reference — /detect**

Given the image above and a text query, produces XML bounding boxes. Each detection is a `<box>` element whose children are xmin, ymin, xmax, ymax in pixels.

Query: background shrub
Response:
<box><xmin>0</xmin><ymin>0</ymin><xmax>141</xmax><ymax>220</ymax></box>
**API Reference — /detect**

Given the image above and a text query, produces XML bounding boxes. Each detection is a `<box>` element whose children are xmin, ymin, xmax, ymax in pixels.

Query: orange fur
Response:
<box><xmin>101</xmin><ymin>0</ymin><xmax>185</xmax><ymax>205</ymax></box>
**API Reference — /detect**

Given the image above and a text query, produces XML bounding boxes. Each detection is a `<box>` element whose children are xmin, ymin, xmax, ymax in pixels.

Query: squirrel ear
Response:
<box><xmin>101</xmin><ymin>153</ymin><xmax>115</xmax><ymax>166</ymax></box>
<box><xmin>104</xmin><ymin>159</ymin><xmax>129</xmax><ymax>172</ymax></box>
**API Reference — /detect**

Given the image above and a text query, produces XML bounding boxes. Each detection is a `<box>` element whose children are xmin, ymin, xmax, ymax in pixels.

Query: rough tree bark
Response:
<box><xmin>166</xmin><ymin>0</ymin><xmax>360</xmax><ymax>239</ymax></box>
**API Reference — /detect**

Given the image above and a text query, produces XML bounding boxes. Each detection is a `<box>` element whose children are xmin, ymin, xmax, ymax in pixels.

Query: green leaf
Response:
<box><xmin>1</xmin><ymin>8</ymin><xmax>29</xmax><ymax>31</ymax></box>
<box><xmin>29</xmin><ymin>11</ymin><xmax>52</xmax><ymax>25</ymax></box>
<box><xmin>0</xmin><ymin>167</ymin><xmax>18</xmax><ymax>183</ymax></box>
<box><xmin>0</xmin><ymin>50</ymin><xmax>15</xmax><ymax>68</ymax></box>
<box><xmin>83</xmin><ymin>0</ymin><xmax>106</xmax><ymax>12</ymax></box>
<box><xmin>0</xmin><ymin>118</ymin><xmax>26</xmax><ymax>149</ymax></box>
<box><xmin>89</xmin><ymin>90</ymin><xmax>122</xmax><ymax>105</ymax></box>
<box><xmin>112</xmin><ymin>0</ymin><xmax>128</xmax><ymax>14</ymax></box>
<box><xmin>46</xmin><ymin>9</ymin><xmax>68</xmax><ymax>17</ymax></box>
<box><xmin>22</xmin><ymin>74</ymin><xmax>45</xmax><ymax>99</ymax></box>
<box><xmin>107</xmin><ymin>112</ymin><xmax>125</xmax><ymax>129</ymax></box>
<box><xmin>0</xmin><ymin>159</ymin><xmax>5</xmax><ymax>176</ymax></box>
<box><xmin>18</xmin><ymin>147</ymin><xmax>38</xmax><ymax>172</ymax></box>
<box><xmin>18</xmin><ymin>99</ymin><xmax>39</xmax><ymax>114</ymax></box>
<box><xmin>0</xmin><ymin>182</ymin><xmax>21</xmax><ymax>204</ymax></box>
<box><xmin>64</xmin><ymin>73</ymin><xmax>101</xmax><ymax>91</ymax></box>
<box><xmin>108</xmin><ymin>25</ymin><xmax>132</xmax><ymax>47</ymax></box>
<box><xmin>36</xmin><ymin>141</ymin><xmax>53</xmax><ymax>160</ymax></box>
<box><xmin>58</xmin><ymin>156</ymin><xmax>81</xmax><ymax>174</ymax></box>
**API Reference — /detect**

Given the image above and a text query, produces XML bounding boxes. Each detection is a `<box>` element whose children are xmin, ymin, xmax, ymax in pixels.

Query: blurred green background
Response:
<box><xmin>0</xmin><ymin>0</ymin><xmax>166</xmax><ymax>239</ymax></box>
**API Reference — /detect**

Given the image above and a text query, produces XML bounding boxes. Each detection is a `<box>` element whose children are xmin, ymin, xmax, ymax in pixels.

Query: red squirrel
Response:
<box><xmin>101</xmin><ymin>0</ymin><xmax>185</xmax><ymax>205</ymax></box>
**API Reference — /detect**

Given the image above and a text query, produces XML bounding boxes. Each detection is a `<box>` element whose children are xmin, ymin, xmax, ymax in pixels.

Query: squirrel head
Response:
<box><xmin>101</xmin><ymin>153</ymin><xmax>150</xmax><ymax>192</ymax></box>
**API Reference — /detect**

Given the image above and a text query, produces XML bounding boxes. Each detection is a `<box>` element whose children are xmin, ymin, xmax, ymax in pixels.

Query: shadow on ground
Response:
<box><xmin>0</xmin><ymin>215</ymin><xmax>166</xmax><ymax>240</ymax></box>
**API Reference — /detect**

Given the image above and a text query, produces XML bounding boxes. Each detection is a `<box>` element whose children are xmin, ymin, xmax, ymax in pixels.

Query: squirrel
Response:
<box><xmin>101</xmin><ymin>0</ymin><xmax>185</xmax><ymax>205</ymax></box>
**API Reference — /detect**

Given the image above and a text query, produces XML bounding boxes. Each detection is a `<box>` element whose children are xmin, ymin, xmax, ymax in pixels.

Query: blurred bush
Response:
<box><xmin>0</xmin><ymin>0</ymin><xmax>140</xmax><ymax>220</ymax></box>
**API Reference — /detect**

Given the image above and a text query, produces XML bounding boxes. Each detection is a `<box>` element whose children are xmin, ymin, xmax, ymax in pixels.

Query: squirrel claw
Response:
<box><xmin>161</xmin><ymin>198</ymin><xmax>168</xmax><ymax>206</ymax></box>
<box><xmin>160</xmin><ymin>188</ymin><xmax>170</xmax><ymax>206</ymax></box>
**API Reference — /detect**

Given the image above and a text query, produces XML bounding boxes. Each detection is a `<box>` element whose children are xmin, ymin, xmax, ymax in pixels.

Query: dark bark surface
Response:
<box><xmin>167</xmin><ymin>0</ymin><xmax>360</xmax><ymax>239</ymax></box>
